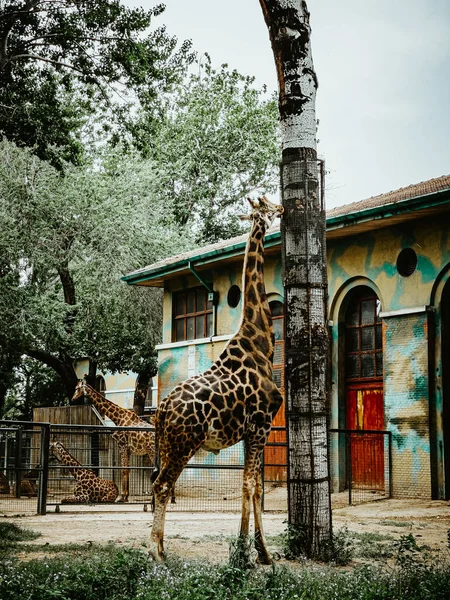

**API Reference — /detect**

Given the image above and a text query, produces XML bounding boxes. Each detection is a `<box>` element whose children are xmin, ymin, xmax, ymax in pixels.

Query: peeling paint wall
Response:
<box><xmin>383</xmin><ymin>313</ymin><xmax>431</xmax><ymax>498</ymax></box>
<box><xmin>328</xmin><ymin>217</ymin><xmax>450</xmax><ymax>312</ymax></box>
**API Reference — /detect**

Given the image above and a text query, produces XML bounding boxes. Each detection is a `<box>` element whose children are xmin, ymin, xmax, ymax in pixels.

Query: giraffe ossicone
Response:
<box><xmin>150</xmin><ymin>195</ymin><xmax>284</xmax><ymax>563</ymax></box>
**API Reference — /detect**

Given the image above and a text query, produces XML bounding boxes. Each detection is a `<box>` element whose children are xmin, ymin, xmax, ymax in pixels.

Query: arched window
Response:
<box><xmin>95</xmin><ymin>375</ymin><xmax>106</xmax><ymax>396</ymax></box>
<box><xmin>345</xmin><ymin>292</ymin><xmax>382</xmax><ymax>382</ymax></box>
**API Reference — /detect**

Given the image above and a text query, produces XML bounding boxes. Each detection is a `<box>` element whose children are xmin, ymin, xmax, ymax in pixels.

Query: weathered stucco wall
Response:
<box><xmin>328</xmin><ymin>216</ymin><xmax>450</xmax><ymax>312</ymax></box>
<box><xmin>326</xmin><ymin>214</ymin><xmax>450</xmax><ymax>498</ymax></box>
<box><xmin>383</xmin><ymin>313</ymin><xmax>431</xmax><ymax>498</ymax></box>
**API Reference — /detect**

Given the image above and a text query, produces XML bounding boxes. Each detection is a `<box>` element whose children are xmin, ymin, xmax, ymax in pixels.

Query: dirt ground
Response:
<box><xmin>2</xmin><ymin>497</ymin><xmax>450</xmax><ymax>563</ymax></box>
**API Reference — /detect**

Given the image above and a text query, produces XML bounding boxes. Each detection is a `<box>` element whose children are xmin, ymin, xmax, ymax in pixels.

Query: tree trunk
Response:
<box><xmin>259</xmin><ymin>0</ymin><xmax>332</xmax><ymax>557</ymax></box>
<box><xmin>85</xmin><ymin>360</ymin><xmax>97</xmax><ymax>390</ymax></box>
<box><xmin>25</xmin><ymin>349</ymin><xmax>78</xmax><ymax>401</ymax></box>
<box><xmin>133</xmin><ymin>373</ymin><xmax>151</xmax><ymax>416</ymax></box>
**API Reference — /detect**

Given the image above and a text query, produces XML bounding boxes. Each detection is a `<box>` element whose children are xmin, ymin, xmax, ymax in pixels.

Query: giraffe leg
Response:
<box><xmin>252</xmin><ymin>453</ymin><xmax>271</xmax><ymax>564</ymax></box>
<box><xmin>118</xmin><ymin>445</ymin><xmax>131</xmax><ymax>502</ymax></box>
<box><xmin>238</xmin><ymin>441</ymin><xmax>256</xmax><ymax>554</ymax></box>
<box><xmin>150</xmin><ymin>446</ymin><xmax>199</xmax><ymax>560</ymax></box>
<box><xmin>149</xmin><ymin>465</ymin><xmax>172</xmax><ymax>560</ymax></box>
<box><xmin>74</xmin><ymin>488</ymin><xmax>90</xmax><ymax>504</ymax></box>
<box><xmin>239</xmin><ymin>443</ymin><xmax>272</xmax><ymax>564</ymax></box>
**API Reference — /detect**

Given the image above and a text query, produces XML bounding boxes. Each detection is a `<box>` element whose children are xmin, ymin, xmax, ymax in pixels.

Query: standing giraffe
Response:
<box><xmin>150</xmin><ymin>196</ymin><xmax>284</xmax><ymax>563</ymax></box>
<box><xmin>71</xmin><ymin>380</ymin><xmax>155</xmax><ymax>502</ymax></box>
<box><xmin>50</xmin><ymin>440</ymin><xmax>119</xmax><ymax>503</ymax></box>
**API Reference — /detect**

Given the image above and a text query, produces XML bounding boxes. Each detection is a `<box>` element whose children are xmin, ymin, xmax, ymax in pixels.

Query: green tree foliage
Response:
<box><xmin>0</xmin><ymin>1</ymin><xmax>192</xmax><ymax>168</ymax></box>
<box><xmin>0</xmin><ymin>138</ymin><xmax>194</xmax><ymax>414</ymax></box>
<box><xmin>3</xmin><ymin>358</ymin><xmax>67</xmax><ymax>421</ymax></box>
<box><xmin>134</xmin><ymin>57</ymin><xmax>280</xmax><ymax>243</ymax></box>
<box><xmin>0</xmin><ymin>7</ymin><xmax>281</xmax><ymax>414</ymax></box>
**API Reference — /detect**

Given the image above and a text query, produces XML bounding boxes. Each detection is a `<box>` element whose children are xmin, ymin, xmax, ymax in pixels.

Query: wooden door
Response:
<box><xmin>345</xmin><ymin>290</ymin><xmax>384</xmax><ymax>490</ymax></box>
<box><xmin>264</xmin><ymin>301</ymin><xmax>287</xmax><ymax>482</ymax></box>
<box><xmin>346</xmin><ymin>384</ymin><xmax>384</xmax><ymax>489</ymax></box>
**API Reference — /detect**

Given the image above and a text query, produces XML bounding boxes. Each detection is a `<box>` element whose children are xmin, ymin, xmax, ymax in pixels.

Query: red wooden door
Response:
<box><xmin>346</xmin><ymin>384</ymin><xmax>384</xmax><ymax>489</ymax></box>
<box><xmin>264</xmin><ymin>301</ymin><xmax>287</xmax><ymax>482</ymax></box>
<box><xmin>345</xmin><ymin>290</ymin><xmax>384</xmax><ymax>490</ymax></box>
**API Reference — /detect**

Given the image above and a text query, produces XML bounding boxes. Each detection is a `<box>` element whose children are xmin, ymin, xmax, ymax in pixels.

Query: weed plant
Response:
<box><xmin>2</xmin><ymin>524</ymin><xmax>450</xmax><ymax>600</ymax></box>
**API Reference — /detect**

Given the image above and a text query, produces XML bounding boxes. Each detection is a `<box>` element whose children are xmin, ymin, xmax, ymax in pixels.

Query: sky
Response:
<box><xmin>126</xmin><ymin>0</ymin><xmax>450</xmax><ymax>209</ymax></box>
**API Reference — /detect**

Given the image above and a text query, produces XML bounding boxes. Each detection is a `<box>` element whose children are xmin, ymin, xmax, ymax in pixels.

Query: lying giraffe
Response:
<box><xmin>50</xmin><ymin>440</ymin><xmax>119</xmax><ymax>503</ymax></box>
<box><xmin>150</xmin><ymin>196</ymin><xmax>284</xmax><ymax>563</ymax></box>
<box><xmin>71</xmin><ymin>380</ymin><xmax>155</xmax><ymax>502</ymax></box>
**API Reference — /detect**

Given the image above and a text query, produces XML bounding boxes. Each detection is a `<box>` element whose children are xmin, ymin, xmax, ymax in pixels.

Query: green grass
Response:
<box><xmin>2</xmin><ymin>546</ymin><xmax>450</xmax><ymax>600</ymax></box>
<box><xmin>1</xmin><ymin>526</ymin><xmax>450</xmax><ymax>600</ymax></box>
<box><xmin>0</xmin><ymin>522</ymin><xmax>41</xmax><ymax>544</ymax></box>
<box><xmin>348</xmin><ymin>530</ymin><xmax>396</xmax><ymax>559</ymax></box>
<box><xmin>378</xmin><ymin>520</ymin><xmax>415</xmax><ymax>528</ymax></box>
<box><xmin>0</xmin><ymin>522</ymin><xmax>41</xmax><ymax>557</ymax></box>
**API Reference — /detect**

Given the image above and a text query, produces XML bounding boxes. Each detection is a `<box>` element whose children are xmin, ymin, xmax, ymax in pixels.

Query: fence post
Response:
<box><xmin>37</xmin><ymin>424</ymin><xmax>50</xmax><ymax>515</ymax></box>
<box><xmin>346</xmin><ymin>432</ymin><xmax>352</xmax><ymax>506</ymax></box>
<box><xmin>14</xmin><ymin>427</ymin><xmax>22</xmax><ymax>498</ymax></box>
<box><xmin>388</xmin><ymin>431</ymin><xmax>393</xmax><ymax>499</ymax></box>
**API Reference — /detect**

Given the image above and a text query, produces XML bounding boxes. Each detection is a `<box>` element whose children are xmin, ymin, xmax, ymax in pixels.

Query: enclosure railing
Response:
<box><xmin>0</xmin><ymin>420</ymin><xmax>50</xmax><ymax>515</ymax></box>
<box><xmin>329</xmin><ymin>428</ymin><xmax>393</xmax><ymax>506</ymax></box>
<box><xmin>1</xmin><ymin>420</ymin><xmax>395</xmax><ymax>515</ymax></box>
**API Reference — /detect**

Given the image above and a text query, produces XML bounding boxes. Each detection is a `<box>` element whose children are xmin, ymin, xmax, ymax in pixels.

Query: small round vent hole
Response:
<box><xmin>227</xmin><ymin>285</ymin><xmax>241</xmax><ymax>308</ymax></box>
<box><xmin>396</xmin><ymin>248</ymin><xmax>417</xmax><ymax>277</ymax></box>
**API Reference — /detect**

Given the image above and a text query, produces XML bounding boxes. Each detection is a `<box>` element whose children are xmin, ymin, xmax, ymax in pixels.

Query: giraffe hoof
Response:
<box><xmin>116</xmin><ymin>498</ymin><xmax>129</xmax><ymax>503</ymax></box>
<box><xmin>271</xmin><ymin>551</ymin><xmax>281</xmax><ymax>561</ymax></box>
<box><xmin>148</xmin><ymin>549</ymin><xmax>165</xmax><ymax>562</ymax></box>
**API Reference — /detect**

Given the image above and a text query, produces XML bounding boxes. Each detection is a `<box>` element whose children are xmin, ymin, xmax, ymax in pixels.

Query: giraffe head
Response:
<box><xmin>49</xmin><ymin>440</ymin><xmax>67</xmax><ymax>462</ymax></box>
<box><xmin>71</xmin><ymin>379</ymin><xmax>88</xmax><ymax>405</ymax></box>
<box><xmin>241</xmin><ymin>196</ymin><xmax>284</xmax><ymax>229</ymax></box>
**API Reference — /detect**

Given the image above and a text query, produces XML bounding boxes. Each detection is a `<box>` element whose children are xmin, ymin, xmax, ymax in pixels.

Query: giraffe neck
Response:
<box><xmin>85</xmin><ymin>385</ymin><xmax>139</xmax><ymax>426</ymax></box>
<box><xmin>54</xmin><ymin>446</ymin><xmax>84</xmax><ymax>479</ymax></box>
<box><xmin>237</xmin><ymin>216</ymin><xmax>274</xmax><ymax>357</ymax></box>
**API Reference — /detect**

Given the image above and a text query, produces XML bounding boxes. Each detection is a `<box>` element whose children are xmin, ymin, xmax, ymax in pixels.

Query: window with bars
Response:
<box><xmin>172</xmin><ymin>287</ymin><xmax>214</xmax><ymax>342</ymax></box>
<box><xmin>345</xmin><ymin>292</ymin><xmax>383</xmax><ymax>381</ymax></box>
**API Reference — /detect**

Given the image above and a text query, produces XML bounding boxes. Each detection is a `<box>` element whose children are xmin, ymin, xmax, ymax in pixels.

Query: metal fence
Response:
<box><xmin>1</xmin><ymin>420</ymin><xmax>393</xmax><ymax>516</ymax></box>
<box><xmin>0</xmin><ymin>420</ymin><xmax>50</xmax><ymax>515</ymax></box>
<box><xmin>329</xmin><ymin>428</ymin><xmax>392</xmax><ymax>506</ymax></box>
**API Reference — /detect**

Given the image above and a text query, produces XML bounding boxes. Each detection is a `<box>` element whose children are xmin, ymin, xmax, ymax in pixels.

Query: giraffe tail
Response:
<box><xmin>150</xmin><ymin>468</ymin><xmax>159</xmax><ymax>483</ymax></box>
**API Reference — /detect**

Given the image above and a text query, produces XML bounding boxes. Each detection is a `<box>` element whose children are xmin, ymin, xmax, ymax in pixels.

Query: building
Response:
<box><xmin>123</xmin><ymin>175</ymin><xmax>450</xmax><ymax>500</ymax></box>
